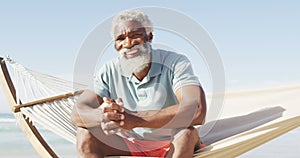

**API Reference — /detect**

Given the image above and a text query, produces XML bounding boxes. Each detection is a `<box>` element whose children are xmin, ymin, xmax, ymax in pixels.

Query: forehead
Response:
<box><xmin>113</xmin><ymin>20</ymin><xmax>146</xmax><ymax>37</ymax></box>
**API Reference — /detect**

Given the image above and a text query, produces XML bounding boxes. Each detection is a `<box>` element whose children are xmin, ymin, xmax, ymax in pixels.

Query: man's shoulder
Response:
<box><xmin>102</xmin><ymin>58</ymin><xmax>119</xmax><ymax>69</ymax></box>
<box><xmin>96</xmin><ymin>58</ymin><xmax>119</xmax><ymax>75</ymax></box>
<box><xmin>153</xmin><ymin>49</ymin><xmax>185</xmax><ymax>58</ymax></box>
<box><xmin>152</xmin><ymin>49</ymin><xmax>189</xmax><ymax>65</ymax></box>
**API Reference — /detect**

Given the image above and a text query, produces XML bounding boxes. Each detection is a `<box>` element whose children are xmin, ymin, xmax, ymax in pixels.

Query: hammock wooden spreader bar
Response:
<box><xmin>13</xmin><ymin>90</ymin><xmax>83</xmax><ymax>112</ymax></box>
<box><xmin>0</xmin><ymin>57</ymin><xmax>58</xmax><ymax>158</ymax></box>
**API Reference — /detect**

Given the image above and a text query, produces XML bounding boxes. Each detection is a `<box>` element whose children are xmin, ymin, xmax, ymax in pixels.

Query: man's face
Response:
<box><xmin>114</xmin><ymin>20</ymin><xmax>150</xmax><ymax>53</ymax></box>
<box><xmin>114</xmin><ymin>21</ymin><xmax>152</xmax><ymax>74</ymax></box>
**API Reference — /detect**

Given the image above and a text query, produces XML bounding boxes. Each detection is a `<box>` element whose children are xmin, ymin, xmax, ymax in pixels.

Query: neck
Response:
<box><xmin>133</xmin><ymin>63</ymin><xmax>151</xmax><ymax>81</ymax></box>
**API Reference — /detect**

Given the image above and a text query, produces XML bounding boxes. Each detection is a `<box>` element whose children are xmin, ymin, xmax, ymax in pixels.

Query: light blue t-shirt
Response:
<box><xmin>94</xmin><ymin>49</ymin><xmax>200</xmax><ymax>140</ymax></box>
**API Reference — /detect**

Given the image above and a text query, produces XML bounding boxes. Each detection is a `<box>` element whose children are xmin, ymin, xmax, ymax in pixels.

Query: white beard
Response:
<box><xmin>118</xmin><ymin>42</ymin><xmax>152</xmax><ymax>75</ymax></box>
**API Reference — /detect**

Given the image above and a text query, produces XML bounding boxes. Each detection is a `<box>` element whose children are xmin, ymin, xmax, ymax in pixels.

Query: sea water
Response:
<box><xmin>0</xmin><ymin>113</ymin><xmax>76</xmax><ymax>158</ymax></box>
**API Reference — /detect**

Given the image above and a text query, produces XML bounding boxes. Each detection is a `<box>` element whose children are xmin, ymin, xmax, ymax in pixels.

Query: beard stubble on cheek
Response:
<box><xmin>119</xmin><ymin>42</ymin><xmax>152</xmax><ymax>74</ymax></box>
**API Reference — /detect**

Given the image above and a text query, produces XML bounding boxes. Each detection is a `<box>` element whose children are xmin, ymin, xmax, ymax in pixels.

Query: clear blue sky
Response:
<box><xmin>1</xmin><ymin>0</ymin><xmax>300</xmax><ymax>113</ymax></box>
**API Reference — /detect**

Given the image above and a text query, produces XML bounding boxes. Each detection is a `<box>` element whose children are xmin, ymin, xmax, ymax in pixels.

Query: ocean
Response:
<box><xmin>1</xmin><ymin>113</ymin><xmax>299</xmax><ymax>157</ymax></box>
<box><xmin>0</xmin><ymin>113</ymin><xmax>76</xmax><ymax>158</ymax></box>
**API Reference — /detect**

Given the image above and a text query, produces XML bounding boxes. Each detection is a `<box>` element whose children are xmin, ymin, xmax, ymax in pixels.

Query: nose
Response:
<box><xmin>123</xmin><ymin>37</ymin><xmax>133</xmax><ymax>48</ymax></box>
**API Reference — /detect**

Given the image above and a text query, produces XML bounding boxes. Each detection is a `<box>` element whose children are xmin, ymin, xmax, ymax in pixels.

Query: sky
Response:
<box><xmin>1</xmin><ymin>1</ymin><xmax>300</xmax><ymax>111</ymax></box>
<box><xmin>0</xmin><ymin>1</ymin><xmax>300</xmax><ymax>157</ymax></box>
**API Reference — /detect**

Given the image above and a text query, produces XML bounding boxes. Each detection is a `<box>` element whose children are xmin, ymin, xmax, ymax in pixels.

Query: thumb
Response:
<box><xmin>115</xmin><ymin>98</ymin><xmax>124</xmax><ymax>106</ymax></box>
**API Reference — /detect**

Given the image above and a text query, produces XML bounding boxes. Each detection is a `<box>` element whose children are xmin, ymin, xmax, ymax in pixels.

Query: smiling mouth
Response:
<box><xmin>125</xmin><ymin>49</ymin><xmax>139</xmax><ymax>58</ymax></box>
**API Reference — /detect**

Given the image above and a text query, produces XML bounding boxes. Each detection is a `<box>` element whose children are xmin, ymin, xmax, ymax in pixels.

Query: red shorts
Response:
<box><xmin>122</xmin><ymin>138</ymin><xmax>206</xmax><ymax>157</ymax></box>
<box><xmin>123</xmin><ymin>138</ymin><xmax>171</xmax><ymax>157</ymax></box>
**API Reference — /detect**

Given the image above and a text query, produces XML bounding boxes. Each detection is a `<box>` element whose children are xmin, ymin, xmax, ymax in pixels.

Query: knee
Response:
<box><xmin>172</xmin><ymin>127</ymin><xmax>199</xmax><ymax>141</ymax></box>
<box><xmin>76</xmin><ymin>128</ymin><xmax>99</xmax><ymax>154</ymax></box>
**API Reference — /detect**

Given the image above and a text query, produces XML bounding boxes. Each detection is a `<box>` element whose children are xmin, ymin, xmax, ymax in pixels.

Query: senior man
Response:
<box><xmin>71</xmin><ymin>9</ymin><xmax>206</xmax><ymax>158</ymax></box>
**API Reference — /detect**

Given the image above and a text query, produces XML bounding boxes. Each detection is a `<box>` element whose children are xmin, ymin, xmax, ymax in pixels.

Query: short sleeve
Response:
<box><xmin>94</xmin><ymin>64</ymin><xmax>110</xmax><ymax>98</ymax></box>
<box><xmin>172</xmin><ymin>55</ymin><xmax>201</xmax><ymax>92</ymax></box>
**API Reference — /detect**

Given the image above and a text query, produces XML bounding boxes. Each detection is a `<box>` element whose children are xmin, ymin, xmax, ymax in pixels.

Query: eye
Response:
<box><xmin>115</xmin><ymin>34</ymin><xmax>126</xmax><ymax>41</ymax></box>
<box><xmin>116</xmin><ymin>36</ymin><xmax>125</xmax><ymax>41</ymax></box>
<box><xmin>130</xmin><ymin>32</ymin><xmax>143</xmax><ymax>38</ymax></box>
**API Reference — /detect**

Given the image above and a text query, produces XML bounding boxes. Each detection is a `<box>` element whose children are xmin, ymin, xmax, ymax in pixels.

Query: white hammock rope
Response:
<box><xmin>4</xmin><ymin>57</ymin><xmax>85</xmax><ymax>103</ymax></box>
<box><xmin>20</xmin><ymin>96</ymin><xmax>78</xmax><ymax>144</ymax></box>
<box><xmin>4</xmin><ymin>57</ymin><xmax>84</xmax><ymax>144</ymax></box>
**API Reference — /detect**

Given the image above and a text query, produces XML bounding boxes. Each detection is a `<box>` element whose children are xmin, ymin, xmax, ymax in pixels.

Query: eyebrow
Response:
<box><xmin>115</xmin><ymin>29</ymin><xmax>145</xmax><ymax>39</ymax></box>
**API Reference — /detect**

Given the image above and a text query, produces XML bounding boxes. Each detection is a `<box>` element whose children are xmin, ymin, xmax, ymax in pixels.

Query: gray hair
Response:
<box><xmin>111</xmin><ymin>9</ymin><xmax>153</xmax><ymax>37</ymax></box>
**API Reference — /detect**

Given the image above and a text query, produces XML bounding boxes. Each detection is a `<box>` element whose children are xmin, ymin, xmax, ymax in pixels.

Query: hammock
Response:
<box><xmin>1</xmin><ymin>56</ymin><xmax>300</xmax><ymax>158</ymax></box>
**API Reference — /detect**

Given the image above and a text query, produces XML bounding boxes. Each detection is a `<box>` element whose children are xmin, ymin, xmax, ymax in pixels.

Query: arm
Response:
<box><xmin>71</xmin><ymin>90</ymin><xmax>124</xmax><ymax>128</ymax></box>
<box><xmin>122</xmin><ymin>85</ymin><xmax>206</xmax><ymax>129</ymax></box>
<box><xmin>71</xmin><ymin>90</ymin><xmax>103</xmax><ymax>128</ymax></box>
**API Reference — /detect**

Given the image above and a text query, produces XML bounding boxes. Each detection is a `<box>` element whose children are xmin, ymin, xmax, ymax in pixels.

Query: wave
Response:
<box><xmin>0</xmin><ymin>113</ymin><xmax>16</xmax><ymax>123</ymax></box>
<box><xmin>0</xmin><ymin>118</ymin><xmax>16</xmax><ymax>123</ymax></box>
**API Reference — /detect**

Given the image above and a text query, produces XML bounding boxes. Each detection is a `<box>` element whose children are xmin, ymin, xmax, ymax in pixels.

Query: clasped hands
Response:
<box><xmin>99</xmin><ymin>97</ymin><xmax>135</xmax><ymax>135</ymax></box>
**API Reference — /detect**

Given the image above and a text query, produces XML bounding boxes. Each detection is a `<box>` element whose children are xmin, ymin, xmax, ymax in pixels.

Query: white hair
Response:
<box><xmin>111</xmin><ymin>9</ymin><xmax>153</xmax><ymax>37</ymax></box>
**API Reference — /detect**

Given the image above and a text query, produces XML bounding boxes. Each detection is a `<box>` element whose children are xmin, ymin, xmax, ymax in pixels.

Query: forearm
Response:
<box><xmin>134</xmin><ymin>103</ymin><xmax>202</xmax><ymax>129</ymax></box>
<box><xmin>131</xmin><ymin>86</ymin><xmax>207</xmax><ymax>129</ymax></box>
<box><xmin>71</xmin><ymin>90</ymin><xmax>103</xmax><ymax>128</ymax></box>
<box><xmin>71</xmin><ymin>104</ymin><xmax>102</xmax><ymax>128</ymax></box>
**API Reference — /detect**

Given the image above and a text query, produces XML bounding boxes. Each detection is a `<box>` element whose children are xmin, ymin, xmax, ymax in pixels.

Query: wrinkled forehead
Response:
<box><xmin>113</xmin><ymin>20</ymin><xmax>146</xmax><ymax>38</ymax></box>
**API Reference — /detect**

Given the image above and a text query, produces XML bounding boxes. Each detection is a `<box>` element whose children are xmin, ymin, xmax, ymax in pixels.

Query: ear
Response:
<box><xmin>147</xmin><ymin>32</ymin><xmax>153</xmax><ymax>42</ymax></box>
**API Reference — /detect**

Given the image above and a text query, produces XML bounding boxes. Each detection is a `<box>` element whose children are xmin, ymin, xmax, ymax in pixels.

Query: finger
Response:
<box><xmin>103</xmin><ymin>102</ymin><xmax>124</xmax><ymax>113</ymax></box>
<box><xmin>111</xmin><ymin>128</ymin><xmax>127</xmax><ymax>134</ymax></box>
<box><xmin>103</xmin><ymin>113</ymin><xmax>123</xmax><ymax>122</ymax></box>
<box><xmin>101</xmin><ymin>121</ymin><xmax>123</xmax><ymax>131</ymax></box>
<box><xmin>116</xmin><ymin>128</ymin><xmax>127</xmax><ymax>133</ymax></box>
<box><xmin>101</xmin><ymin>121</ymin><xmax>125</xmax><ymax>135</ymax></box>
<box><xmin>103</xmin><ymin>97</ymin><xmax>115</xmax><ymax>103</ymax></box>
<box><xmin>103</xmin><ymin>97</ymin><xmax>108</xmax><ymax>103</ymax></box>
<box><xmin>104</xmin><ymin>128</ymin><xmax>123</xmax><ymax>135</ymax></box>
<box><xmin>115</xmin><ymin>98</ymin><xmax>124</xmax><ymax>106</ymax></box>
<box><xmin>103</xmin><ymin>129</ymin><xmax>116</xmax><ymax>135</ymax></box>
<box><xmin>99</xmin><ymin>101</ymin><xmax>110</xmax><ymax>113</ymax></box>
<box><xmin>103</xmin><ymin>112</ymin><xmax>125</xmax><ymax>121</ymax></box>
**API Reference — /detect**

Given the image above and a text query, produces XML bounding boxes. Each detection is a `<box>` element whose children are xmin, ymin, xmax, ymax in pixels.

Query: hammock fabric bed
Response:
<box><xmin>1</xmin><ymin>56</ymin><xmax>300</xmax><ymax>158</ymax></box>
